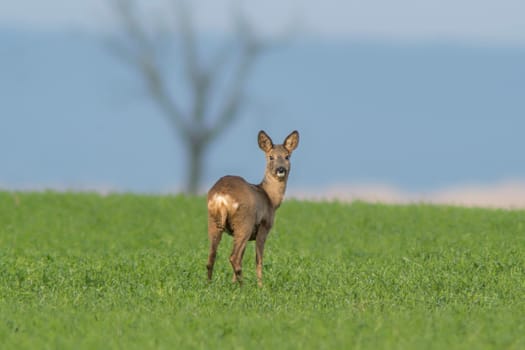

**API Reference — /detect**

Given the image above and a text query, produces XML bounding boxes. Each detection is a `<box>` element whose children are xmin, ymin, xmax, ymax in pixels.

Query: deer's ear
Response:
<box><xmin>283</xmin><ymin>130</ymin><xmax>299</xmax><ymax>152</ymax></box>
<box><xmin>258</xmin><ymin>130</ymin><xmax>273</xmax><ymax>152</ymax></box>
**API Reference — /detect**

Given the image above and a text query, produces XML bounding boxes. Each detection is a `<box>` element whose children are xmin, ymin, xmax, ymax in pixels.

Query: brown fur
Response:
<box><xmin>207</xmin><ymin>130</ymin><xmax>299</xmax><ymax>287</ymax></box>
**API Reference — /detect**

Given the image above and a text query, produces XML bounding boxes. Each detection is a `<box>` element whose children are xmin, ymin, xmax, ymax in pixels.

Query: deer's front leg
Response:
<box><xmin>255</xmin><ymin>226</ymin><xmax>270</xmax><ymax>288</ymax></box>
<box><xmin>229</xmin><ymin>226</ymin><xmax>251</xmax><ymax>286</ymax></box>
<box><xmin>231</xmin><ymin>244</ymin><xmax>248</xmax><ymax>284</ymax></box>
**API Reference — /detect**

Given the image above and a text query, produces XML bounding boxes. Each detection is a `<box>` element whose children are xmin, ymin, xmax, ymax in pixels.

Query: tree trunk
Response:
<box><xmin>185</xmin><ymin>141</ymin><xmax>205</xmax><ymax>195</ymax></box>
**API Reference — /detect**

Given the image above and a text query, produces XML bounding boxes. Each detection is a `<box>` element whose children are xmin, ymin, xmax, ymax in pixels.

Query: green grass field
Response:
<box><xmin>0</xmin><ymin>191</ymin><xmax>524</xmax><ymax>349</ymax></box>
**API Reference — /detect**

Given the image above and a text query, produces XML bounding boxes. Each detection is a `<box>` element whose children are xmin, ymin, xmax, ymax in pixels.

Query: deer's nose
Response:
<box><xmin>276</xmin><ymin>167</ymin><xmax>287</xmax><ymax>177</ymax></box>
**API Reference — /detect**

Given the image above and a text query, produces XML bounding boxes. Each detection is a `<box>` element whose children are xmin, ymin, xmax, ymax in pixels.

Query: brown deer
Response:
<box><xmin>207</xmin><ymin>130</ymin><xmax>299</xmax><ymax>287</ymax></box>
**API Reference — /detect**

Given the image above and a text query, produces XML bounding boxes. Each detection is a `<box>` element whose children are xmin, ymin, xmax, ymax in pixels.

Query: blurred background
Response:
<box><xmin>1</xmin><ymin>0</ymin><xmax>524</xmax><ymax>207</ymax></box>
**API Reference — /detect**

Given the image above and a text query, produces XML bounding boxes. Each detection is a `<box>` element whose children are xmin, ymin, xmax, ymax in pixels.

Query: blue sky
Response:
<box><xmin>1</xmin><ymin>0</ymin><xmax>525</xmax><ymax>45</ymax></box>
<box><xmin>1</xmin><ymin>1</ymin><xmax>525</xmax><ymax>195</ymax></box>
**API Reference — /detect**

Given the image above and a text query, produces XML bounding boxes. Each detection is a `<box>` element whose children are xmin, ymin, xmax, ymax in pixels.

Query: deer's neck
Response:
<box><xmin>259</xmin><ymin>175</ymin><xmax>287</xmax><ymax>209</ymax></box>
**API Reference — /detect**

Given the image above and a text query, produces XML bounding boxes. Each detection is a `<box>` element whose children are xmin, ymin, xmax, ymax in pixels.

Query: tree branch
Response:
<box><xmin>108</xmin><ymin>0</ymin><xmax>189</xmax><ymax>136</ymax></box>
<box><xmin>206</xmin><ymin>14</ymin><xmax>266</xmax><ymax>142</ymax></box>
<box><xmin>176</xmin><ymin>1</ymin><xmax>210</xmax><ymax>128</ymax></box>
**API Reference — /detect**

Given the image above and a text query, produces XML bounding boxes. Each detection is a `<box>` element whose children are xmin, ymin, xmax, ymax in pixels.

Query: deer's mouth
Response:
<box><xmin>276</xmin><ymin>167</ymin><xmax>287</xmax><ymax>178</ymax></box>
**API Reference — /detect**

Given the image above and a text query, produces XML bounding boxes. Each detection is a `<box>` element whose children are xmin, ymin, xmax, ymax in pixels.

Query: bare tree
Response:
<box><xmin>107</xmin><ymin>0</ymin><xmax>270</xmax><ymax>194</ymax></box>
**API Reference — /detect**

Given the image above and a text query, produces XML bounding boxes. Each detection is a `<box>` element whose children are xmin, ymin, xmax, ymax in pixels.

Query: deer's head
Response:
<box><xmin>258</xmin><ymin>130</ymin><xmax>299</xmax><ymax>182</ymax></box>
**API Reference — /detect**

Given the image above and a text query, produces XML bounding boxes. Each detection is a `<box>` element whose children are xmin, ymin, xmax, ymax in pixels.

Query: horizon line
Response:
<box><xmin>3</xmin><ymin>180</ymin><xmax>525</xmax><ymax>210</ymax></box>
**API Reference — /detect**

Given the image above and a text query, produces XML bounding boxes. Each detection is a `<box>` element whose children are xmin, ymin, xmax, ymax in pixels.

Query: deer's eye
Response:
<box><xmin>285</xmin><ymin>155</ymin><xmax>290</xmax><ymax>160</ymax></box>
<box><xmin>269</xmin><ymin>156</ymin><xmax>274</xmax><ymax>161</ymax></box>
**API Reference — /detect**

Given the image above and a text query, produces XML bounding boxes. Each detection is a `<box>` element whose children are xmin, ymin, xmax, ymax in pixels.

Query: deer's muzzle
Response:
<box><xmin>276</xmin><ymin>167</ymin><xmax>287</xmax><ymax>178</ymax></box>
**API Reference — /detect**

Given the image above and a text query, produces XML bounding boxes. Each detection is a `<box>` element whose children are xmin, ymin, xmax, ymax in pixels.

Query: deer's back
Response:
<box><xmin>208</xmin><ymin>176</ymin><xmax>273</xmax><ymax>232</ymax></box>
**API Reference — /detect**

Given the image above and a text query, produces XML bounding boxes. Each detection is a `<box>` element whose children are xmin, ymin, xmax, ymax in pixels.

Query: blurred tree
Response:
<box><xmin>107</xmin><ymin>0</ymin><xmax>270</xmax><ymax>194</ymax></box>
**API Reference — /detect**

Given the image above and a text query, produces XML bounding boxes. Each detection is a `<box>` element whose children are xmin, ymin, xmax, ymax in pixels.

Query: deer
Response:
<box><xmin>206</xmin><ymin>130</ymin><xmax>299</xmax><ymax>287</ymax></box>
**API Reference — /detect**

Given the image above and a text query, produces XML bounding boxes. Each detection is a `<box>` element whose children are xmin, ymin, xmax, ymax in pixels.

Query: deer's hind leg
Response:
<box><xmin>207</xmin><ymin>215</ymin><xmax>224</xmax><ymax>281</ymax></box>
